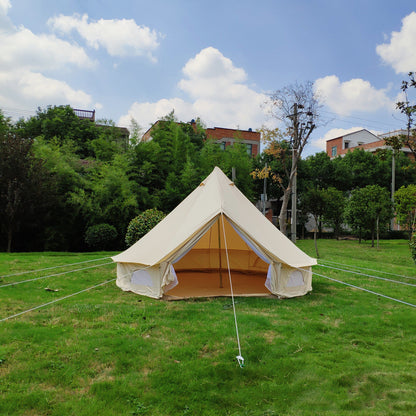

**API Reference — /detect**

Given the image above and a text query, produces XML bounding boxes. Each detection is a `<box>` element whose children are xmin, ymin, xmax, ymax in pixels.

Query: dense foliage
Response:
<box><xmin>1</xmin><ymin>105</ymin><xmax>416</xmax><ymax>252</ymax></box>
<box><xmin>84</xmin><ymin>223</ymin><xmax>118</xmax><ymax>251</ymax></box>
<box><xmin>125</xmin><ymin>209</ymin><xmax>166</xmax><ymax>247</ymax></box>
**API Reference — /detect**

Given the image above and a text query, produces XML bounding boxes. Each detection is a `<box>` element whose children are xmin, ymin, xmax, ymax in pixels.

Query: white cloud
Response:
<box><xmin>376</xmin><ymin>12</ymin><xmax>416</xmax><ymax>74</ymax></box>
<box><xmin>119</xmin><ymin>47</ymin><xmax>267</xmax><ymax>129</ymax></box>
<box><xmin>0</xmin><ymin>11</ymin><xmax>97</xmax><ymax>115</ymax></box>
<box><xmin>0</xmin><ymin>70</ymin><xmax>93</xmax><ymax>110</ymax></box>
<box><xmin>0</xmin><ymin>0</ymin><xmax>10</xmax><ymax>14</ymax></box>
<box><xmin>48</xmin><ymin>14</ymin><xmax>162</xmax><ymax>62</ymax></box>
<box><xmin>0</xmin><ymin>28</ymin><xmax>94</xmax><ymax>72</ymax></box>
<box><xmin>314</xmin><ymin>75</ymin><xmax>394</xmax><ymax>116</ymax></box>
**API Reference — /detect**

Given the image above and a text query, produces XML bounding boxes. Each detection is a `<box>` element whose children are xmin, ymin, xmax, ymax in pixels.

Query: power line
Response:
<box><xmin>319</xmin><ymin>109</ymin><xmax>403</xmax><ymax>131</ymax></box>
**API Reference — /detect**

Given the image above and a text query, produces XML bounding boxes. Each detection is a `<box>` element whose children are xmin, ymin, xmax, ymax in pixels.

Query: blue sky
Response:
<box><xmin>1</xmin><ymin>0</ymin><xmax>416</xmax><ymax>155</ymax></box>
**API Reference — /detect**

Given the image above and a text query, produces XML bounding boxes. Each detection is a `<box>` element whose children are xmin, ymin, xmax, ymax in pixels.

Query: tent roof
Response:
<box><xmin>112</xmin><ymin>167</ymin><xmax>316</xmax><ymax>268</ymax></box>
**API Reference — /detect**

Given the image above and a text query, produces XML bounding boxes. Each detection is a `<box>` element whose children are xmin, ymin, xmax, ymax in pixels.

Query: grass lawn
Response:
<box><xmin>1</xmin><ymin>240</ymin><xmax>416</xmax><ymax>415</ymax></box>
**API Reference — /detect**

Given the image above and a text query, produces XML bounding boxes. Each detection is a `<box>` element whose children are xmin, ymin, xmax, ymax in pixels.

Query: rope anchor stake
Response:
<box><xmin>236</xmin><ymin>355</ymin><xmax>245</xmax><ymax>368</ymax></box>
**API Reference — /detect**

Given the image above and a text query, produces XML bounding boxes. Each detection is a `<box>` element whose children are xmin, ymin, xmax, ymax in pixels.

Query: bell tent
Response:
<box><xmin>112</xmin><ymin>167</ymin><xmax>316</xmax><ymax>299</ymax></box>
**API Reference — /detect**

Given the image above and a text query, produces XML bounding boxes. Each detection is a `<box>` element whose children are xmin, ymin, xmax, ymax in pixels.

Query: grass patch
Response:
<box><xmin>1</xmin><ymin>241</ymin><xmax>416</xmax><ymax>415</ymax></box>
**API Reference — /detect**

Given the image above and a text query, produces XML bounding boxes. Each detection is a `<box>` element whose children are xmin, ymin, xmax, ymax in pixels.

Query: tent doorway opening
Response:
<box><xmin>165</xmin><ymin>215</ymin><xmax>271</xmax><ymax>298</ymax></box>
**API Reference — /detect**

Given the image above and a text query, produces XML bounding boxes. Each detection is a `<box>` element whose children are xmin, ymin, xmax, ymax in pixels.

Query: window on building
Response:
<box><xmin>344</xmin><ymin>141</ymin><xmax>349</xmax><ymax>149</ymax></box>
<box><xmin>245</xmin><ymin>144</ymin><xmax>252</xmax><ymax>155</ymax></box>
<box><xmin>331</xmin><ymin>146</ymin><xmax>337</xmax><ymax>157</ymax></box>
<box><xmin>219</xmin><ymin>142</ymin><xmax>226</xmax><ymax>150</ymax></box>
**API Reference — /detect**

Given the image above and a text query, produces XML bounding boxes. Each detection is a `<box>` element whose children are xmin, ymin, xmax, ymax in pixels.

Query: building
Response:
<box><xmin>205</xmin><ymin>126</ymin><xmax>260</xmax><ymax>156</ymax></box>
<box><xmin>141</xmin><ymin>119</ymin><xmax>260</xmax><ymax>157</ymax></box>
<box><xmin>326</xmin><ymin>128</ymin><xmax>414</xmax><ymax>159</ymax></box>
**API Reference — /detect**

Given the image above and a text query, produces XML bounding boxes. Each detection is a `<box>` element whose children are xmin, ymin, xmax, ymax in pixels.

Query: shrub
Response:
<box><xmin>125</xmin><ymin>209</ymin><xmax>166</xmax><ymax>247</ymax></box>
<box><xmin>85</xmin><ymin>223</ymin><xmax>118</xmax><ymax>251</ymax></box>
<box><xmin>409</xmin><ymin>233</ymin><xmax>416</xmax><ymax>264</ymax></box>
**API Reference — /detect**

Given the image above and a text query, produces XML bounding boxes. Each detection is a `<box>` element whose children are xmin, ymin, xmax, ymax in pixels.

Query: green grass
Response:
<box><xmin>1</xmin><ymin>241</ymin><xmax>416</xmax><ymax>415</ymax></box>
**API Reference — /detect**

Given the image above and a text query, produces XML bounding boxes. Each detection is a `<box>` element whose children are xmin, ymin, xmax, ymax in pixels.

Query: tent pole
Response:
<box><xmin>218</xmin><ymin>215</ymin><xmax>223</xmax><ymax>288</ymax></box>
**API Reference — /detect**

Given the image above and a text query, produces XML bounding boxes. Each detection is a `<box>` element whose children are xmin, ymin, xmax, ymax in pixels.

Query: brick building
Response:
<box><xmin>326</xmin><ymin>128</ymin><xmax>413</xmax><ymax>159</ymax></box>
<box><xmin>142</xmin><ymin>119</ymin><xmax>260</xmax><ymax>157</ymax></box>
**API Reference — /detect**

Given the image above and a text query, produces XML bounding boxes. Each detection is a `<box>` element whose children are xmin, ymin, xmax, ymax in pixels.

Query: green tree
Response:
<box><xmin>70</xmin><ymin>154</ymin><xmax>139</xmax><ymax>248</ymax></box>
<box><xmin>16</xmin><ymin>105</ymin><xmax>99</xmax><ymax>158</ymax></box>
<box><xmin>0</xmin><ymin>132</ymin><xmax>55</xmax><ymax>252</ymax></box>
<box><xmin>32</xmin><ymin>138</ymin><xmax>89</xmax><ymax>250</ymax></box>
<box><xmin>322</xmin><ymin>187</ymin><xmax>346</xmax><ymax>239</ymax></box>
<box><xmin>345</xmin><ymin>185</ymin><xmax>393</xmax><ymax>247</ymax></box>
<box><xmin>335</xmin><ymin>149</ymin><xmax>385</xmax><ymax>190</ymax></box>
<box><xmin>386</xmin><ymin>72</ymin><xmax>416</xmax><ymax>159</ymax></box>
<box><xmin>300</xmin><ymin>188</ymin><xmax>326</xmax><ymax>257</ymax></box>
<box><xmin>303</xmin><ymin>152</ymin><xmax>335</xmax><ymax>189</ymax></box>
<box><xmin>264</xmin><ymin>81</ymin><xmax>321</xmax><ymax>234</ymax></box>
<box><xmin>394</xmin><ymin>184</ymin><xmax>416</xmax><ymax>239</ymax></box>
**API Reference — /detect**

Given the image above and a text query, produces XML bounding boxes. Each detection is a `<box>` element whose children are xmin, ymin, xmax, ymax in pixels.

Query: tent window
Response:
<box><xmin>132</xmin><ymin>270</ymin><xmax>153</xmax><ymax>287</ymax></box>
<box><xmin>286</xmin><ymin>270</ymin><xmax>304</xmax><ymax>287</ymax></box>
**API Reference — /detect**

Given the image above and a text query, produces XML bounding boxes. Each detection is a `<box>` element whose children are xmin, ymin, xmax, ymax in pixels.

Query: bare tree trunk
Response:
<box><xmin>7</xmin><ymin>228</ymin><xmax>13</xmax><ymax>253</ymax></box>
<box><xmin>314</xmin><ymin>229</ymin><xmax>319</xmax><ymax>258</ymax></box>
<box><xmin>279</xmin><ymin>187</ymin><xmax>291</xmax><ymax>235</ymax></box>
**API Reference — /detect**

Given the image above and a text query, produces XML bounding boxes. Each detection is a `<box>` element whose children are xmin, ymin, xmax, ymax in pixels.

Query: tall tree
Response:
<box><xmin>264</xmin><ymin>81</ymin><xmax>321</xmax><ymax>234</ymax></box>
<box><xmin>300</xmin><ymin>188</ymin><xmax>326</xmax><ymax>257</ymax></box>
<box><xmin>322</xmin><ymin>187</ymin><xmax>346</xmax><ymax>239</ymax></box>
<box><xmin>16</xmin><ymin>105</ymin><xmax>99</xmax><ymax>158</ymax></box>
<box><xmin>394</xmin><ymin>184</ymin><xmax>416</xmax><ymax>239</ymax></box>
<box><xmin>385</xmin><ymin>72</ymin><xmax>416</xmax><ymax>158</ymax></box>
<box><xmin>345</xmin><ymin>185</ymin><xmax>393</xmax><ymax>247</ymax></box>
<box><xmin>0</xmin><ymin>132</ymin><xmax>54</xmax><ymax>252</ymax></box>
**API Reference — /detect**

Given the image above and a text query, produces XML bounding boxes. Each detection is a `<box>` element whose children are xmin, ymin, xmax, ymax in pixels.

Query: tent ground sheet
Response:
<box><xmin>164</xmin><ymin>270</ymin><xmax>271</xmax><ymax>299</ymax></box>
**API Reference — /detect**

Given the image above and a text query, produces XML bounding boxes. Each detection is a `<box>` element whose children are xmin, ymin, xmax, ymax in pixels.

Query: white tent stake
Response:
<box><xmin>220</xmin><ymin>214</ymin><xmax>244</xmax><ymax>368</ymax></box>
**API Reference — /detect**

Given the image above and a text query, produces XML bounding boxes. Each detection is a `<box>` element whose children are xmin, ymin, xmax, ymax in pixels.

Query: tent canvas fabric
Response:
<box><xmin>112</xmin><ymin>167</ymin><xmax>316</xmax><ymax>299</ymax></box>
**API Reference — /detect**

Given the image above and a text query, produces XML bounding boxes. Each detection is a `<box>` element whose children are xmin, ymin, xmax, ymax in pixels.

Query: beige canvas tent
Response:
<box><xmin>112</xmin><ymin>167</ymin><xmax>316</xmax><ymax>299</ymax></box>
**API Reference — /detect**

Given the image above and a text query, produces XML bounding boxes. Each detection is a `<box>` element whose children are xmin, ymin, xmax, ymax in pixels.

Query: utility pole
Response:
<box><xmin>263</xmin><ymin>163</ymin><xmax>267</xmax><ymax>216</ymax></box>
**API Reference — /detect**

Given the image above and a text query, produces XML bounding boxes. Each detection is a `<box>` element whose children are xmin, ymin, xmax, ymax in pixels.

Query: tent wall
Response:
<box><xmin>116</xmin><ymin>263</ymin><xmax>165</xmax><ymax>299</ymax></box>
<box><xmin>275</xmin><ymin>264</ymin><xmax>312</xmax><ymax>298</ymax></box>
<box><xmin>115</xmin><ymin>214</ymin><xmax>313</xmax><ymax>299</ymax></box>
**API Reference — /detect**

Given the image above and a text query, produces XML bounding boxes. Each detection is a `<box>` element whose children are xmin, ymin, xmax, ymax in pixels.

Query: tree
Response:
<box><xmin>345</xmin><ymin>185</ymin><xmax>393</xmax><ymax>247</ymax></box>
<box><xmin>322</xmin><ymin>187</ymin><xmax>346</xmax><ymax>239</ymax></box>
<box><xmin>303</xmin><ymin>151</ymin><xmax>334</xmax><ymax>190</ymax></box>
<box><xmin>385</xmin><ymin>72</ymin><xmax>416</xmax><ymax>158</ymax></box>
<box><xmin>263</xmin><ymin>81</ymin><xmax>321</xmax><ymax>234</ymax></box>
<box><xmin>0</xmin><ymin>131</ymin><xmax>55</xmax><ymax>252</ymax></box>
<box><xmin>394</xmin><ymin>184</ymin><xmax>416</xmax><ymax>239</ymax></box>
<box><xmin>69</xmin><ymin>154</ymin><xmax>139</xmax><ymax>248</ymax></box>
<box><xmin>300</xmin><ymin>188</ymin><xmax>326</xmax><ymax>257</ymax></box>
<box><xmin>16</xmin><ymin>105</ymin><xmax>99</xmax><ymax>158</ymax></box>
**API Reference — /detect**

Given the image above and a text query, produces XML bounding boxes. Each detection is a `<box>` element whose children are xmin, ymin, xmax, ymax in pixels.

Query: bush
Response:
<box><xmin>409</xmin><ymin>234</ymin><xmax>416</xmax><ymax>264</ymax></box>
<box><xmin>85</xmin><ymin>223</ymin><xmax>118</xmax><ymax>251</ymax></box>
<box><xmin>125</xmin><ymin>209</ymin><xmax>166</xmax><ymax>247</ymax></box>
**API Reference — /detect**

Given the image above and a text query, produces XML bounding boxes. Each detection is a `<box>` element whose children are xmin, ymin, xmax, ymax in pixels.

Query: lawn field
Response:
<box><xmin>1</xmin><ymin>240</ymin><xmax>416</xmax><ymax>415</ymax></box>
